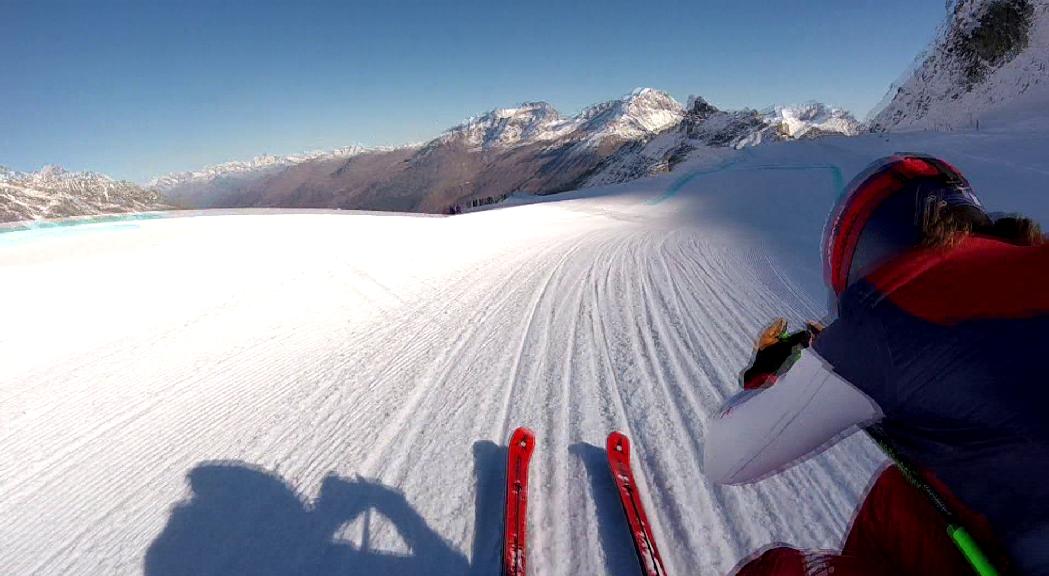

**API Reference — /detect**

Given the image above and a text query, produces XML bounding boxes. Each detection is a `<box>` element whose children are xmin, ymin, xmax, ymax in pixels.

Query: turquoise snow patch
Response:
<box><xmin>0</xmin><ymin>213</ymin><xmax>164</xmax><ymax>244</ymax></box>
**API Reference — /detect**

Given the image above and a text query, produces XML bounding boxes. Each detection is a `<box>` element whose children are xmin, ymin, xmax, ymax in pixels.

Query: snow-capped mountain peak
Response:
<box><xmin>763</xmin><ymin>102</ymin><xmax>861</xmax><ymax>138</ymax></box>
<box><xmin>444</xmin><ymin>88</ymin><xmax>688</xmax><ymax>152</ymax></box>
<box><xmin>442</xmin><ymin>101</ymin><xmax>575</xmax><ymax>150</ymax></box>
<box><xmin>578</xmin><ymin>88</ymin><xmax>686</xmax><ymax>141</ymax></box>
<box><xmin>1</xmin><ymin>165</ymin><xmax>165</xmax><ymax>222</ymax></box>
<box><xmin>2</xmin><ymin>164</ymin><xmax>128</xmax><ymax>188</ymax></box>
<box><xmin>37</xmin><ymin>165</ymin><xmax>69</xmax><ymax>180</ymax></box>
<box><xmin>582</xmin><ymin>96</ymin><xmax>859</xmax><ymax>187</ymax></box>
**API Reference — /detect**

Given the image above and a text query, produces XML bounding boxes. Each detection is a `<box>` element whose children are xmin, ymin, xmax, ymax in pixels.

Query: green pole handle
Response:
<box><xmin>949</xmin><ymin>525</ymin><xmax>999</xmax><ymax>576</ymax></box>
<box><xmin>868</xmin><ymin>426</ymin><xmax>1003</xmax><ymax>576</ymax></box>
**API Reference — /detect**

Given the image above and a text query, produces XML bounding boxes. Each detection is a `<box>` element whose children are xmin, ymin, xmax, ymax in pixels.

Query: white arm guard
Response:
<box><xmin>703</xmin><ymin>349</ymin><xmax>883</xmax><ymax>485</ymax></box>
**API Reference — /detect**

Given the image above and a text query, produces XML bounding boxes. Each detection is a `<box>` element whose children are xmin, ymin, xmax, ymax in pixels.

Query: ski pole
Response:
<box><xmin>775</xmin><ymin>325</ymin><xmax>998</xmax><ymax>575</ymax></box>
<box><xmin>865</xmin><ymin>426</ymin><xmax>999</xmax><ymax>576</ymax></box>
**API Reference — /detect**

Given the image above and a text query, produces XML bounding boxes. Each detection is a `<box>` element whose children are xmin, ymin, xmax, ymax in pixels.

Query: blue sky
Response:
<box><xmin>0</xmin><ymin>0</ymin><xmax>946</xmax><ymax>182</ymax></box>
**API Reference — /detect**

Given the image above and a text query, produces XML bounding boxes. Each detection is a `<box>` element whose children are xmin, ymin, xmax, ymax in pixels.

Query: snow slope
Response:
<box><xmin>2</xmin><ymin>127</ymin><xmax>1047</xmax><ymax>576</ymax></box>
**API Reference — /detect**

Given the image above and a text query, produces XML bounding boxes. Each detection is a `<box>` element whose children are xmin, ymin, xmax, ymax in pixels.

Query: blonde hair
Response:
<box><xmin>922</xmin><ymin>205</ymin><xmax>1044</xmax><ymax>247</ymax></box>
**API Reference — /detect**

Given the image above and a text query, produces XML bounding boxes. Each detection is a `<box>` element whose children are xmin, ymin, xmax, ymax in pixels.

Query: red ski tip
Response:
<box><xmin>606</xmin><ymin>431</ymin><xmax>668</xmax><ymax>576</ymax></box>
<box><xmin>503</xmin><ymin>427</ymin><xmax>536</xmax><ymax>576</ymax></box>
<box><xmin>608</xmin><ymin>431</ymin><xmax>629</xmax><ymax>455</ymax></box>
<box><xmin>509</xmin><ymin>427</ymin><xmax>535</xmax><ymax>453</ymax></box>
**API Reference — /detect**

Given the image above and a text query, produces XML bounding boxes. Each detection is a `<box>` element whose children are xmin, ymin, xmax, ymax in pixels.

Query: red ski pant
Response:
<box><xmin>733</xmin><ymin>465</ymin><xmax>1006</xmax><ymax>576</ymax></box>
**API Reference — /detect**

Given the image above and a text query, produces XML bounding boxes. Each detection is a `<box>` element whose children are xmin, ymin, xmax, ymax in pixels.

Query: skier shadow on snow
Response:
<box><xmin>569</xmin><ymin>442</ymin><xmax>643</xmax><ymax>576</ymax></box>
<box><xmin>145</xmin><ymin>461</ymin><xmax>476</xmax><ymax>575</ymax></box>
<box><xmin>145</xmin><ymin>441</ymin><xmax>514</xmax><ymax>576</ymax></box>
<box><xmin>467</xmin><ymin>440</ymin><xmax>507</xmax><ymax>576</ymax></box>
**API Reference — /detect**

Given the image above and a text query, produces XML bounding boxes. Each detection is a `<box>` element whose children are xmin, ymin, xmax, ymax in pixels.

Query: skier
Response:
<box><xmin>704</xmin><ymin>154</ymin><xmax>1048</xmax><ymax>575</ymax></box>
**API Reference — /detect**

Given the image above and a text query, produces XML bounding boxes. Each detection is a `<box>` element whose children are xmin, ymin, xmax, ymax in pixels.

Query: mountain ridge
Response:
<box><xmin>0</xmin><ymin>88</ymin><xmax>861</xmax><ymax>222</ymax></box>
<box><xmin>1</xmin><ymin>165</ymin><xmax>168</xmax><ymax>223</ymax></box>
<box><xmin>152</xmin><ymin>89</ymin><xmax>859</xmax><ymax>214</ymax></box>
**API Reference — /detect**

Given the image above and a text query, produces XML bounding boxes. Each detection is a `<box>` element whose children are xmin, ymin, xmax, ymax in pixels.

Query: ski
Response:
<box><xmin>607</xmin><ymin>431</ymin><xmax>668</xmax><ymax>576</ymax></box>
<box><xmin>502</xmin><ymin>427</ymin><xmax>536</xmax><ymax>576</ymax></box>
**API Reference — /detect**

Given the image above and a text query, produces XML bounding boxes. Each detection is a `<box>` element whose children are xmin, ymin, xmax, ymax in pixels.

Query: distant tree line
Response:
<box><xmin>446</xmin><ymin>192</ymin><xmax>511</xmax><ymax>215</ymax></box>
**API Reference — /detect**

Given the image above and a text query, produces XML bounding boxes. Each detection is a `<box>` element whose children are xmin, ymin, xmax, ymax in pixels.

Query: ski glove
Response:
<box><xmin>741</xmin><ymin>318</ymin><xmax>822</xmax><ymax>390</ymax></box>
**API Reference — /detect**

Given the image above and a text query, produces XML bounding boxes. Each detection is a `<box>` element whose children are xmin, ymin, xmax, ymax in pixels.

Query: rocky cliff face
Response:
<box><xmin>583</xmin><ymin>97</ymin><xmax>859</xmax><ymax>188</ymax></box>
<box><xmin>870</xmin><ymin>0</ymin><xmax>1049</xmax><ymax>131</ymax></box>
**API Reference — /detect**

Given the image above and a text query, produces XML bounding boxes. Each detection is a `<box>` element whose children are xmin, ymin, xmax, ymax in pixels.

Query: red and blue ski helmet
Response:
<box><xmin>822</xmin><ymin>154</ymin><xmax>985</xmax><ymax>297</ymax></box>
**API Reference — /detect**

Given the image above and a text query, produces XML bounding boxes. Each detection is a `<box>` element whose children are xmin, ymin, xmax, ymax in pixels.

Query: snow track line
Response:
<box><xmin>353</xmin><ymin>237</ymin><xmax>564</xmax><ymax>476</ymax></box>
<box><xmin>622</xmin><ymin>232</ymin><xmax>736</xmax><ymax>569</ymax></box>
<box><xmin>496</xmin><ymin>233</ymin><xmax>594</xmax><ymax>439</ymax></box>
<box><xmin>587</xmin><ymin>237</ymin><xmax>641</xmax><ymax>447</ymax></box>
<box><xmin>533</xmin><ymin>246</ymin><xmax>592</xmax><ymax>574</ymax></box>
<box><xmin>633</xmin><ymin>233</ymin><xmax>750</xmax><ymax>567</ymax></box>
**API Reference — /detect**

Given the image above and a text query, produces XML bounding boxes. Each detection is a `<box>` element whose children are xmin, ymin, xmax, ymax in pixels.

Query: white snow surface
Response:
<box><xmin>2</xmin><ymin>127</ymin><xmax>1048</xmax><ymax>576</ymax></box>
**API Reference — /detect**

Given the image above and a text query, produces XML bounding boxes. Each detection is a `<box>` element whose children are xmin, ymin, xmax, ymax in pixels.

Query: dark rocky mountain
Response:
<box><xmin>870</xmin><ymin>0</ymin><xmax>1049</xmax><ymax>131</ymax></box>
